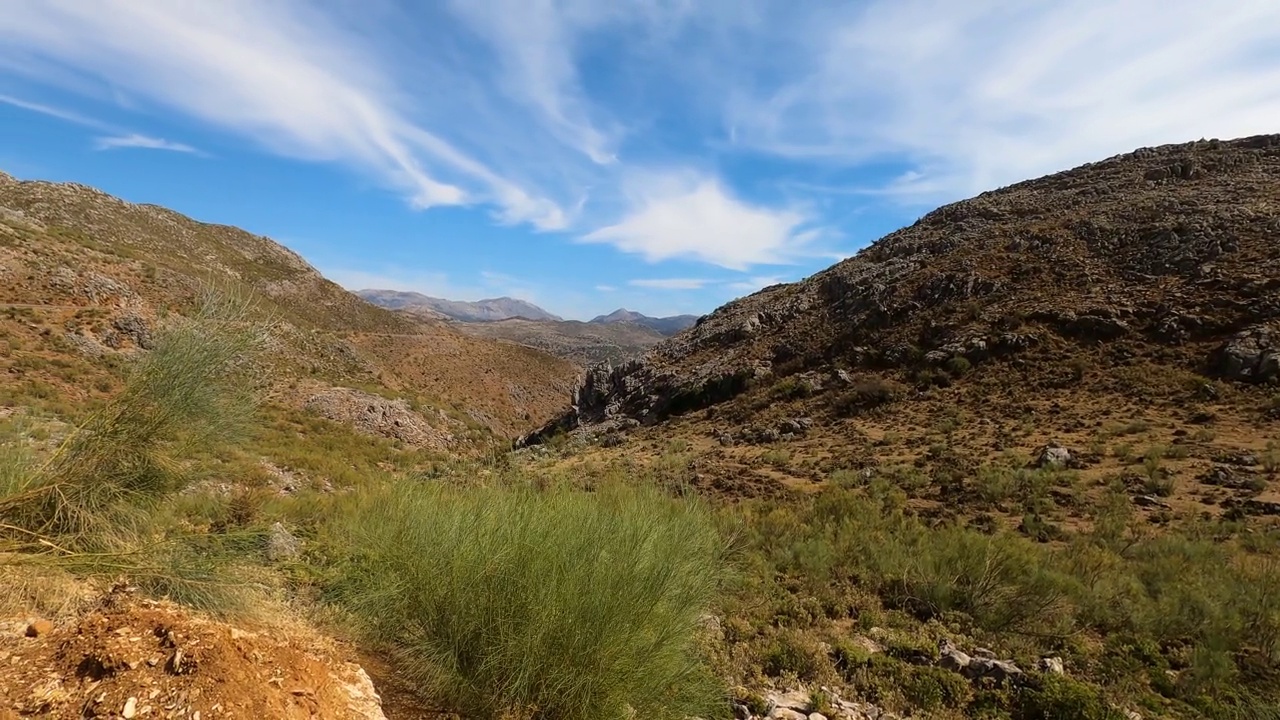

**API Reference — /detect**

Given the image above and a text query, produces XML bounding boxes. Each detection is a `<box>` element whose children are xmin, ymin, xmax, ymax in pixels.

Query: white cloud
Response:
<box><xmin>725</xmin><ymin>0</ymin><xmax>1280</xmax><ymax>200</ymax></box>
<box><xmin>0</xmin><ymin>0</ymin><xmax>567</xmax><ymax>227</ymax></box>
<box><xmin>594</xmin><ymin>284</ymin><xmax>617</xmax><ymax>292</ymax></box>
<box><xmin>94</xmin><ymin>133</ymin><xmax>201</xmax><ymax>154</ymax></box>
<box><xmin>583</xmin><ymin>171</ymin><xmax>813</xmax><ymax>270</ymax></box>
<box><xmin>628</xmin><ymin>278</ymin><xmax>711</xmax><ymax>290</ymax></box>
<box><xmin>0</xmin><ymin>92</ymin><xmax>113</xmax><ymax>130</ymax></box>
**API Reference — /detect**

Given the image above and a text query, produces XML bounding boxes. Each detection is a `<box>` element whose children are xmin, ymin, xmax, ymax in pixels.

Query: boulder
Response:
<box><xmin>266</xmin><ymin>522</ymin><xmax>302</xmax><ymax>562</ymax></box>
<box><xmin>1214</xmin><ymin>325</ymin><xmax>1280</xmax><ymax>383</ymax></box>
<box><xmin>1035</xmin><ymin>444</ymin><xmax>1074</xmax><ymax>469</ymax></box>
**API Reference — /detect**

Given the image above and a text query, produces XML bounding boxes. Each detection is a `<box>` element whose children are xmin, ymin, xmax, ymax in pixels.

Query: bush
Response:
<box><xmin>831</xmin><ymin>377</ymin><xmax>907</xmax><ymax>417</ymax></box>
<box><xmin>328</xmin><ymin>482</ymin><xmax>727</xmax><ymax>720</ymax></box>
<box><xmin>1013</xmin><ymin>674</ymin><xmax>1114</xmax><ymax>720</ymax></box>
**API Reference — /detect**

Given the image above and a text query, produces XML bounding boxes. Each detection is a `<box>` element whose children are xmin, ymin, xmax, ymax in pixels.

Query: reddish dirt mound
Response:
<box><xmin>0</xmin><ymin>588</ymin><xmax>386</xmax><ymax>720</ymax></box>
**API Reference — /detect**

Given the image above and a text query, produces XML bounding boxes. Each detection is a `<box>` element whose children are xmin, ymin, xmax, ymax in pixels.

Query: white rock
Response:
<box><xmin>122</xmin><ymin>697</ymin><xmax>138</xmax><ymax>719</ymax></box>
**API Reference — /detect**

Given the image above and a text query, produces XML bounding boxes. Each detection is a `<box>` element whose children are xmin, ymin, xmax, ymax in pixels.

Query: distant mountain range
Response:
<box><xmin>355</xmin><ymin>290</ymin><xmax>562</xmax><ymax>323</ymax></box>
<box><xmin>589</xmin><ymin>309</ymin><xmax>699</xmax><ymax>336</ymax></box>
<box><xmin>357</xmin><ymin>290</ymin><xmax>699</xmax><ymax>336</ymax></box>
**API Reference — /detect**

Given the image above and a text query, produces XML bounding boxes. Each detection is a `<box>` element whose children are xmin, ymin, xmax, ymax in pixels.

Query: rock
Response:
<box><xmin>967</xmin><ymin>657</ymin><xmax>1025</xmax><ymax>683</ymax></box>
<box><xmin>1214</xmin><ymin>325</ymin><xmax>1280</xmax><ymax>383</ymax></box>
<box><xmin>777</xmin><ymin>418</ymin><xmax>813</xmax><ymax>435</ymax></box>
<box><xmin>266</xmin><ymin>522</ymin><xmax>301</xmax><ymax>562</ymax></box>
<box><xmin>808</xmin><ymin>714</ymin><xmax>829</xmax><ymax>720</ymax></box>
<box><xmin>718</xmin><ymin>434</ymin><xmax>735</xmax><ymax>447</ymax></box>
<box><xmin>731</xmin><ymin>702</ymin><xmax>752</xmax><ymax>720</ymax></box>
<box><xmin>938</xmin><ymin>638</ymin><xmax>971</xmax><ymax>674</ymax></box>
<box><xmin>1037</xmin><ymin>656</ymin><xmax>1065</xmax><ymax>675</ymax></box>
<box><xmin>122</xmin><ymin>697</ymin><xmax>138</xmax><ymax>719</ymax></box>
<box><xmin>24</xmin><ymin>619</ymin><xmax>53</xmax><ymax>638</ymax></box>
<box><xmin>112</xmin><ymin>313</ymin><xmax>152</xmax><ymax>350</ymax></box>
<box><xmin>1133</xmin><ymin>494</ymin><xmax>1171</xmax><ymax>510</ymax></box>
<box><xmin>770</xmin><ymin>710</ymin><xmax>807</xmax><ymax>720</ymax></box>
<box><xmin>972</xmin><ymin>647</ymin><xmax>997</xmax><ymax>659</ymax></box>
<box><xmin>1035</xmin><ymin>444</ymin><xmax>1073</xmax><ymax>469</ymax></box>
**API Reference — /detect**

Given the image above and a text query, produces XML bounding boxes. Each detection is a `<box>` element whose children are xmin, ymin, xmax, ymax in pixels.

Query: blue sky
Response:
<box><xmin>2</xmin><ymin>1</ymin><xmax>1279</xmax><ymax>320</ymax></box>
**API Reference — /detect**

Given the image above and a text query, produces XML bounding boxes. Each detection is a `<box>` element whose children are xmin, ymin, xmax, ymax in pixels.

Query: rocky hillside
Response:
<box><xmin>590</xmin><ymin>308</ymin><xmax>699</xmax><ymax>336</ymax></box>
<box><xmin>455</xmin><ymin>317</ymin><xmax>666</xmax><ymax>367</ymax></box>
<box><xmin>0</xmin><ymin>171</ymin><xmax>579</xmax><ymax>443</ymax></box>
<box><xmin>535</xmin><ymin>134</ymin><xmax>1280</xmax><ymax>438</ymax></box>
<box><xmin>357</xmin><ymin>290</ymin><xmax>561</xmax><ymax>322</ymax></box>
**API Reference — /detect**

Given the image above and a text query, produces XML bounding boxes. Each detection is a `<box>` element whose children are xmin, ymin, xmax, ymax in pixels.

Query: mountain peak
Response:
<box><xmin>589</xmin><ymin>309</ymin><xmax>699</xmax><ymax>336</ymax></box>
<box><xmin>357</xmin><ymin>290</ymin><xmax>562</xmax><ymax>323</ymax></box>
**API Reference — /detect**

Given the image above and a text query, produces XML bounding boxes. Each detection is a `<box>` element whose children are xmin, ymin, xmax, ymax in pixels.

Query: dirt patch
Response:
<box><xmin>0</xmin><ymin>587</ymin><xmax>386</xmax><ymax>719</ymax></box>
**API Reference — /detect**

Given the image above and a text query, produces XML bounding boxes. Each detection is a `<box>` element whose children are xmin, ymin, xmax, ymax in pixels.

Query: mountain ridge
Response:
<box><xmin>355</xmin><ymin>289</ymin><xmax>562</xmax><ymax>322</ymax></box>
<box><xmin>527</xmin><ymin>133</ymin><xmax>1280</xmax><ymax>442</ymax></box>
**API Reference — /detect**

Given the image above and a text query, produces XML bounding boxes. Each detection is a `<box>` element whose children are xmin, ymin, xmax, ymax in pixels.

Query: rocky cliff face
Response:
<box><xmin>527</xmin><ymin>134</ymin><xmax>1280</xmax><ymax>442</ymax></box>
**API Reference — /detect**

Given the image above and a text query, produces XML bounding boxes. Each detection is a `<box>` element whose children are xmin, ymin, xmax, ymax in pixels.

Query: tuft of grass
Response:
<box><xmin>327</xmin><ymin>482</ymin><xmax>728</xmax><ymax>720</ymax></box>
<box><xmin>0</xmin><ymin>292</ymin><xmax>266</xmax><ymax>543</ymax></box>
<box><xmin>1</xmin><ymin>291</ymin><xmax>271</xmax><ymax>615</ymax></box>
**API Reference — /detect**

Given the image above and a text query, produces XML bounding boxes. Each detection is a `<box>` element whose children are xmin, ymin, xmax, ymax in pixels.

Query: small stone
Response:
<box><xmin>25</xmin><ymin>619</ymin><xmax>54</xmax><ymax>637</ymax></box>
<box><xmin>122</xmin><ymin>696</ymin><xmax>138</xmax><ymax>718</ymax></box>
<box><xmin>1035</xmin><ymin>444</ymin><xmax>1073</xmax><ymax>469</ymax></box>
<box><xmin>266</xmin><ymin>522</ymin><xmax>302</xmax><ymax>562</ymax></box>
<box><xmin>731</xmin><ymin>702</ymin><xmax>752</xmax><ymax>720</ymax></box>
<box><xmin>808</xmin><ymin>714</ymin><xmax>829</xmax><ymax>720</ymax></box>
<box><xmin>770</xmin><ymin>710</ymin><xmax>806</xmax><ymax>720</ymax></box>
<box><xmin>1037</xmin><ymin>656</ymin><xmax>1065</xmax><ymax>675</ymax></box>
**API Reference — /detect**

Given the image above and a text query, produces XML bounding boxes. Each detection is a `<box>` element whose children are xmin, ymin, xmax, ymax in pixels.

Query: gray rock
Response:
<box><xmin>938</xmin><ymin>638</ymin><xmax>972</xmax><ymax>674</ymax></box>
<box><xmin>1037</xmin><ymin>656</ymin><xmax>1065</xmax><ymax>675</ymax></box>
<box><xmin>113</xmin><ymin>313</ymin><xmax>153</xmax><ymax>350</ymax></box>
<box><xmin>1134</xmin><ymin>494</ymin><xmax>1171</xmax><ymax>509</ymax></box>
<box><xmin>1035</xmin><ymin>444</ymin><xmax>1073</xmax><ymax>469</ymax></box>
<box><xmin>966</xmin><ymin>657</ymin><xmax>1025</xmax><ymax>683</ymax></box>
<box><xmin>266</xmin><ymin>522</ymin><xmax>301</xmax><ymax>562</ymax></box>
<box><xmin>1215</xmin><ymin>325</ymin><xmax>1280</xmax><ymax>383</ymax></box>
<box><xmin>731</xmin><ymin>702</ymin><xmax>752</xmax><ymax>720</ymax></box>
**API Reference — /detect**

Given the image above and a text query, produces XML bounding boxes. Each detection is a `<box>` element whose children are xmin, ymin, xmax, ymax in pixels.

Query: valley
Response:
<box><xmin>2</xmin><ymin>135</ymin><xmax>1280</xmax><ymax>720</ymax></box>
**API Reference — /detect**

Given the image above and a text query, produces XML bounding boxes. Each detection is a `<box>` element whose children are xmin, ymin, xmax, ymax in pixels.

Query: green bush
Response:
<box><xmin>1013</xmin><ymin>674</ymin><xmax>1115</xmax><ymax>720</ymax></box>
<box><xmin>328</xmin><ymin>482</ymin><xmax>727</xmax><ymax>720</ymax></box>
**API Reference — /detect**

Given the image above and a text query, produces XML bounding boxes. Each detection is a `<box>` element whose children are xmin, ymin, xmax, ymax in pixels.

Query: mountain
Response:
<box><xmin>589</xmin><ymin>308</ymin><xmax>700</xmax><ymax>336</ymax></box>
<box><xmin>529</xmin><ymin>134</ymin><xmax>1280</xmax><ymax>453</ymax></box>
<box><xmin>357</xmin><ymin>289</ymin><xmax>562</xmax><ymax>322</ymax></box>
<box><xmin>0</xmin><ymin>170</ymin><xmax>579</xmax><ymax>443</ymax></box>
<box><xmin>456</xmin><ymin>317</ymin><xmax>666</xmax><ymax>367</ymax></box>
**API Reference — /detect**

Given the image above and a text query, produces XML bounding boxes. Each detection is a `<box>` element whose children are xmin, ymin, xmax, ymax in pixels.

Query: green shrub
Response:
<box><xmin>902</xmin><ymin>665</ymin><xmax>973</xmax><ymax>711</ymax></box>
<box><xmin>830</xmin><ymin>377</ymin><xmax>907</xmax><ymax>416</ymax></box>
<box><xmin>328</xmin><ymin>482</ymin><xmax>726</xmax><ymax>720</ymax></box>
<box><xmin>945</xmin><ymin>356</ymin><xmax>973</xmax><ymax>377</ymax></box>
<box><xmin>761</xmin><ymin>630</ymin><xmax>827</xmax><ymax>681</ymax></box>
<box><xmin>1013</xmin><ymin>674</ymin><xmax>1115</xmax><ymax>720</ymax></box>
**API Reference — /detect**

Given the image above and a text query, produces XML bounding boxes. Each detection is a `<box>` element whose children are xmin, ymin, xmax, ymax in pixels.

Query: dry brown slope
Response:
<box><xmin>0</xmin><ymin>171</ymin><xmax>578</xmax><ymax>440</ymax></box>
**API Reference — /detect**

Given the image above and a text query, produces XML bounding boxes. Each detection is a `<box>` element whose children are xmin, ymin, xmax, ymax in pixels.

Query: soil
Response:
<box><xmin>0</xmin><ymin>586</ymin><xmax>387</xmax><ymax>720</ymax></box>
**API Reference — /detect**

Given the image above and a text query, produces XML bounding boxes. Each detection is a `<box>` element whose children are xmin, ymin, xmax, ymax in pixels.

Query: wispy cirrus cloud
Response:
<box><xmin>628</xmin><ymin>278</ymin><xmax>712</xmax><ymax>291</ymax></box>
<box><xmin>3</xmin><ymin>0</ymin><xmax>1279</xmax><ymax>296</ymax></box>
<box><xmin>94</xmin><ymin>133</ymin><xmax>201</xmax><ymax>154</ymax></box>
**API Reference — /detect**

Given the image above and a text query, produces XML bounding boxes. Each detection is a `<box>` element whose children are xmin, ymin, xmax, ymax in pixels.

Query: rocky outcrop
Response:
<box><xmin>304</xmin><ymin>387</ymin><xmax>453</xmax><ymax>450</ymax></box>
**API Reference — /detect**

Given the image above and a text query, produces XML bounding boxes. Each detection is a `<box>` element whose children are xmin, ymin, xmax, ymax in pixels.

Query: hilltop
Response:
<box><xmin>356</xmin><ymin>289</ymin><xmax>562</xmax><ymax>322</ymax></box>
<box><xmin>0</xmin><ymin>171</ymin><xmax>579</xmax><ymax>444</ymax></box>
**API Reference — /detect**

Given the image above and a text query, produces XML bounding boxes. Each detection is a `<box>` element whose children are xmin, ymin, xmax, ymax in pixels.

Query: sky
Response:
<box><xmin>1</xmin><ymin>1</ymin><xmax>1279</xmax><ymax>320</ymax></box>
